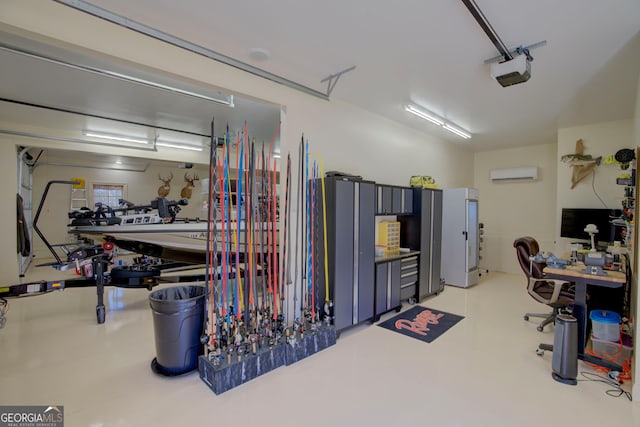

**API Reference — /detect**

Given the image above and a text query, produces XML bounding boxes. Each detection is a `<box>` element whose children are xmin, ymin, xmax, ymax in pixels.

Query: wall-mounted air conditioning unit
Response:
<box><xmin>490</xmin><ymin>167</ymin><xmax>538</xmax><ymax>182</ymax></box>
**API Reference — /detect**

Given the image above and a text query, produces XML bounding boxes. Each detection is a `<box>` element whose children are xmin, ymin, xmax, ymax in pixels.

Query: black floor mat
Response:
<box><xmin>378</xmin><ymin>306</ymin><xmax>464</xmax><ymax>343</ymax></box>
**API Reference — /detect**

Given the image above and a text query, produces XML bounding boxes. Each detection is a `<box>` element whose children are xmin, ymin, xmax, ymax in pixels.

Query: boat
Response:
<box><xmin>68</xmin><ymin>197</ymin><xmax>277</xmax><ymax>264</ymax></box>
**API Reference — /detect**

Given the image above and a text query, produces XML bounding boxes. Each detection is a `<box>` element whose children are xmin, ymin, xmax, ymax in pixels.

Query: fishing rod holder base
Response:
<box><xmin>198</xmin><ymin>343</ymin><xmax>286</xmax><ymax>395</ymax></box>
<box><xmin>284</xmin><ymin>323</ymin><xmax>336</xmax><ymax>366</ymax></box>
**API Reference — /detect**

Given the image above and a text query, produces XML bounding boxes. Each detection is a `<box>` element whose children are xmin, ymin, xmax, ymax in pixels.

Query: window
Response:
<box><xmin>92</xmin><ymin>183</ymin><xmax>126</xmax><ymax>208</ymax></box>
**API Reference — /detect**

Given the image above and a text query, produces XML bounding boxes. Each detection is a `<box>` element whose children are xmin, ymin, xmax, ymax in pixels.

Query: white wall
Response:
<box><xmin>0</xmin><ymin>1</ymin><xmax>474</xmax><ymax>284</ymax></box>
<box><xmin>473</xmin><ymin>120</ymin><xmax>634</xmax><ymax>271</ymax></box>
<box><xmin>473</xmin><ymin>144</ymin><xmax>557</xmax><ymax>274</ymax></box>
<box><xmin>556</xmin><ymin>119</ymin><xmax>634</xmax><ymax>254</ymax></box>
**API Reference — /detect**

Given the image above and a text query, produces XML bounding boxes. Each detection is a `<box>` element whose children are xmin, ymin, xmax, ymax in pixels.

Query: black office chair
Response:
<box><xmin>513</xmin><ymin>237</ymin><xmax>576</xmax><ymax>331</ymax></box>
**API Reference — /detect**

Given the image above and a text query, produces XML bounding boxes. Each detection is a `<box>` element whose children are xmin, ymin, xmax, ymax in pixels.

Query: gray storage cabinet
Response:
<box><xmin>374</xmin><ymin>260</ymin><xmax>401</xmax><ymax>320</ymax></box>
<box><xmin>376</xmin><ymin>185</ymin><xmax>413</xmax><ymax>215</ymax></box>
<box><xmin>399</xmin><ymin>188</ymin><xmax>443</xmax><ymax>301</ymax></box>
<box><xmin>373</xmin><ymin>253</ymin><xmax>418</xmax><ymax>320</ymax></box>
<box><xmin>315</xmin><ymin>177</ymin><xmax>375</xmax><ymax>332</ymax></box>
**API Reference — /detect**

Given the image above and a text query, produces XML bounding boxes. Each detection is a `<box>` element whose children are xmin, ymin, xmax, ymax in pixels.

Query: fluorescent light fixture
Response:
<box><xmin>404</xmin><ymin>103</ymin><xmax>471</xmax><ymax>140</ymax></box>
<box><xmin>443</xmin><ymin>123</ymin><xmax>471</xmax><ymax>139</ymax></box>
<box><xmin>404</xmin><ymin>104</ymin><xmax>444</xmax><ymax>126</ymax></box>
<box><xmin>156</xmin><ymin>141</ymin><xmax>204</xmax><ymax>151</ymax></box>
<box><xmin>83</xmin><ymin>130</ymin><xmax>149</xmax><ymax>144</ymax></box>
<box><xmin>273</xmin><ymin>153</ymin><xmax>281</xmax><ymax>159</ymax></box>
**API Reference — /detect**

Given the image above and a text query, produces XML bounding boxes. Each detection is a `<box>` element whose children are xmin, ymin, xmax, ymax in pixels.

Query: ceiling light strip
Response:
<box><xmin>442</xmin><ymin>123</ymin><xmax>471</xmax><ymax>139</ymax></box>
<box><xmin>85</xmin><ymin>131</ymin><xmax>206</xmax><ymax>150</ymax></box>
<box><xmin>39</xmin><ymin>161</ymin><xmax>150</xmax><ymax>173</ymax></box>
<box><xmin>156</xmin><ymin>141</ymin><xmax>204</xmax><ymax>151</ymax></box>
<box><xmin>54</xmin><ymin>0</ymin><xmax>330</xmax><ymax>101</ymax></box>
<box><xmin>0</xmin><ymin>45</ymin><xmax>233</xmax><ymax>107</ymax></box>
<box><xmin>0</xmin><ymin>129</ymin><xmax>157</xmax><ymax>152</ymax></box>
<box><xmin>405</xmin><ymin>103</ymin><xmax>471</xmax><ymax>140</ymax></box>
<box><xmin>404</xmin><ymin>105</ymin><xmax>444</xmax><ymax>126</ymax></box>
<box><xmin>83</xmin><ymin>131</ymin><xmax>150</xmax><ymax>144</ymax></box>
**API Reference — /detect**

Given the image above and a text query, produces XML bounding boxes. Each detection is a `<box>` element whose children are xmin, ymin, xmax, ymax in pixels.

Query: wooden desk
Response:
<box><xmin>544</xmin><ymin>263</ymin><xmax>626</xmax><ymax>285</ymax></box>
<box><xmin>543</xmin><ymin>263</ymin><xmax>626</xmax><ymax>370</ymax></box>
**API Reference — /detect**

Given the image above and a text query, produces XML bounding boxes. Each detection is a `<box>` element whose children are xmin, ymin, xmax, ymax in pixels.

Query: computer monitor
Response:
<box><xmin>560</xmin><ymin>208</ymin><xmax>623</xmax><ymax>245</ymax></box>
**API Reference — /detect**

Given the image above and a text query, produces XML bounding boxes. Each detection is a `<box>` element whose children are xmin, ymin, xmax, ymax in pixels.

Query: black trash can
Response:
<box><xmin>149</xmin><ymin>285</ymin><xmax>205</xmax><ymax>376</ymax></box>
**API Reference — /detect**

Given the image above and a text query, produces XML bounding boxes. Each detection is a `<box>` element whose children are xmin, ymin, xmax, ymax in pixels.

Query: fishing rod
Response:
<box><xmin>204</xmin><ymin>118</ymin><xmax>217</xmax><ymax>355</ymax></box>
<box><xmin>281</xmin><ymin>153</ymin><xmax>292</xmax><ymax>322</ymax></box>
<box><xmin>292</xmin><ymin>136</ymin><xmax>302</xmax><ymax>325</ymax></box>
<box><xmin>309</xmin><ymin>152</ymin><xmax>331</xmax><ymax>322</ymax></box>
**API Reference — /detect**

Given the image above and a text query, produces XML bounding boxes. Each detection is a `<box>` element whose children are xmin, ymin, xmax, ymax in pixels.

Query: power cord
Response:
<box><xmin>578</xmin><ymin>371</ymin><xmax>632</xmax><ymax>401</ymax></box>
<box><xmin>591</xmin><ymin>170</ymin><xmax>609</xmax><ymax>209</ymax></box>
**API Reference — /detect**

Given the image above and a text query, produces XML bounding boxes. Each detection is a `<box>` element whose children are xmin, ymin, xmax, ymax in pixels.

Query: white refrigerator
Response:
<box><xmin>441</xmin><ymin>188</ymin><xmax>479</xmax><ymax>288</ymax></box>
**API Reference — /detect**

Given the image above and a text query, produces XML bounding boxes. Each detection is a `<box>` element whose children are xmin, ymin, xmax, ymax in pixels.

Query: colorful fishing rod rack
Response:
<box><xmin>197</xmin><ymin>123</ymin><xmax>335</xmax><ymax>394</ymax></box>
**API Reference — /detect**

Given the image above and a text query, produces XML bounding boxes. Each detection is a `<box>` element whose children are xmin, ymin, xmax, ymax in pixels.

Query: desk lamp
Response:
<box><xmin>584</xmin><ymin>224</ymin><xmax>599</xmax><ymax>252</ymax></box>
<box><xmin>582</xmin><ymin>224</ymin><xmax>611</xmax><ymax>276</ymax></box>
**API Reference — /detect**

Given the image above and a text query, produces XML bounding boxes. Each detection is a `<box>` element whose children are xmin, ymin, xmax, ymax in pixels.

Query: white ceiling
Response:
<box><xmin>2</xmin><ymin>0</ymin><xmax>640</xmax><ymax>155</ymax></box>
<box><xmin>0</xmin><ymin>31</ymin><xmax>282</xmax><ymax>157</ymax></box>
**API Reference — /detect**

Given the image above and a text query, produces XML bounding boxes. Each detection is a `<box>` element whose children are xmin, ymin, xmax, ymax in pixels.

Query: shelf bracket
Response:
<box><xmin>483</xmin><ymin>40</ymin><xmax>547</xmax><ymax>64</ymax></box>
<box><xmin>320</xmin><ymin>65</ymin><xmax>357</xmax><ymax>97</ymax></box>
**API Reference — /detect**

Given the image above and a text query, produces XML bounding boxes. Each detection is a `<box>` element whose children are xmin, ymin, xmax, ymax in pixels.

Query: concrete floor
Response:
<box><xmin>1</xmin><ymin>269</ymin><xmax>638</xmax><ymax>426</ymax></box>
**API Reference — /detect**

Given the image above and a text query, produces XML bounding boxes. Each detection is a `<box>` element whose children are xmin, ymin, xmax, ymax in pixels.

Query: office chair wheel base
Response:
<box><xmin>523</xmin><ymin>315</ymin><xmax>529</xmax><ymax>321</ymax></box>
<box><xmin>536</xmin><ymin>348</ymin><xmax>544</xmax><ymax>356</ymax></box>
<box><xmin>537</xmin><ymin>325</ymin><xmax>544</xmax><ymax>332</ymax></box>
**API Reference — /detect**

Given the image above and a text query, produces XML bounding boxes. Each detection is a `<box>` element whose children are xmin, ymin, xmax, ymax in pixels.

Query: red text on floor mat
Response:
<box><xmin>395</xmin><ymin>309</ymin><xmax>444</xmax><ymax>336</ymax></box>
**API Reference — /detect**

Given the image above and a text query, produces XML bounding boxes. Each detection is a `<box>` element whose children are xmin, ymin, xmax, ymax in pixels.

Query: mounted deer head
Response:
<box><xmin>157</xmin><ymin>172</ymin><xmax>173</xmax><ymax>197</ymax></box>
<box><xmin>180</xmin><ymin>173</ymin><xmax>200</xmax><ymax>199</ymax></box>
